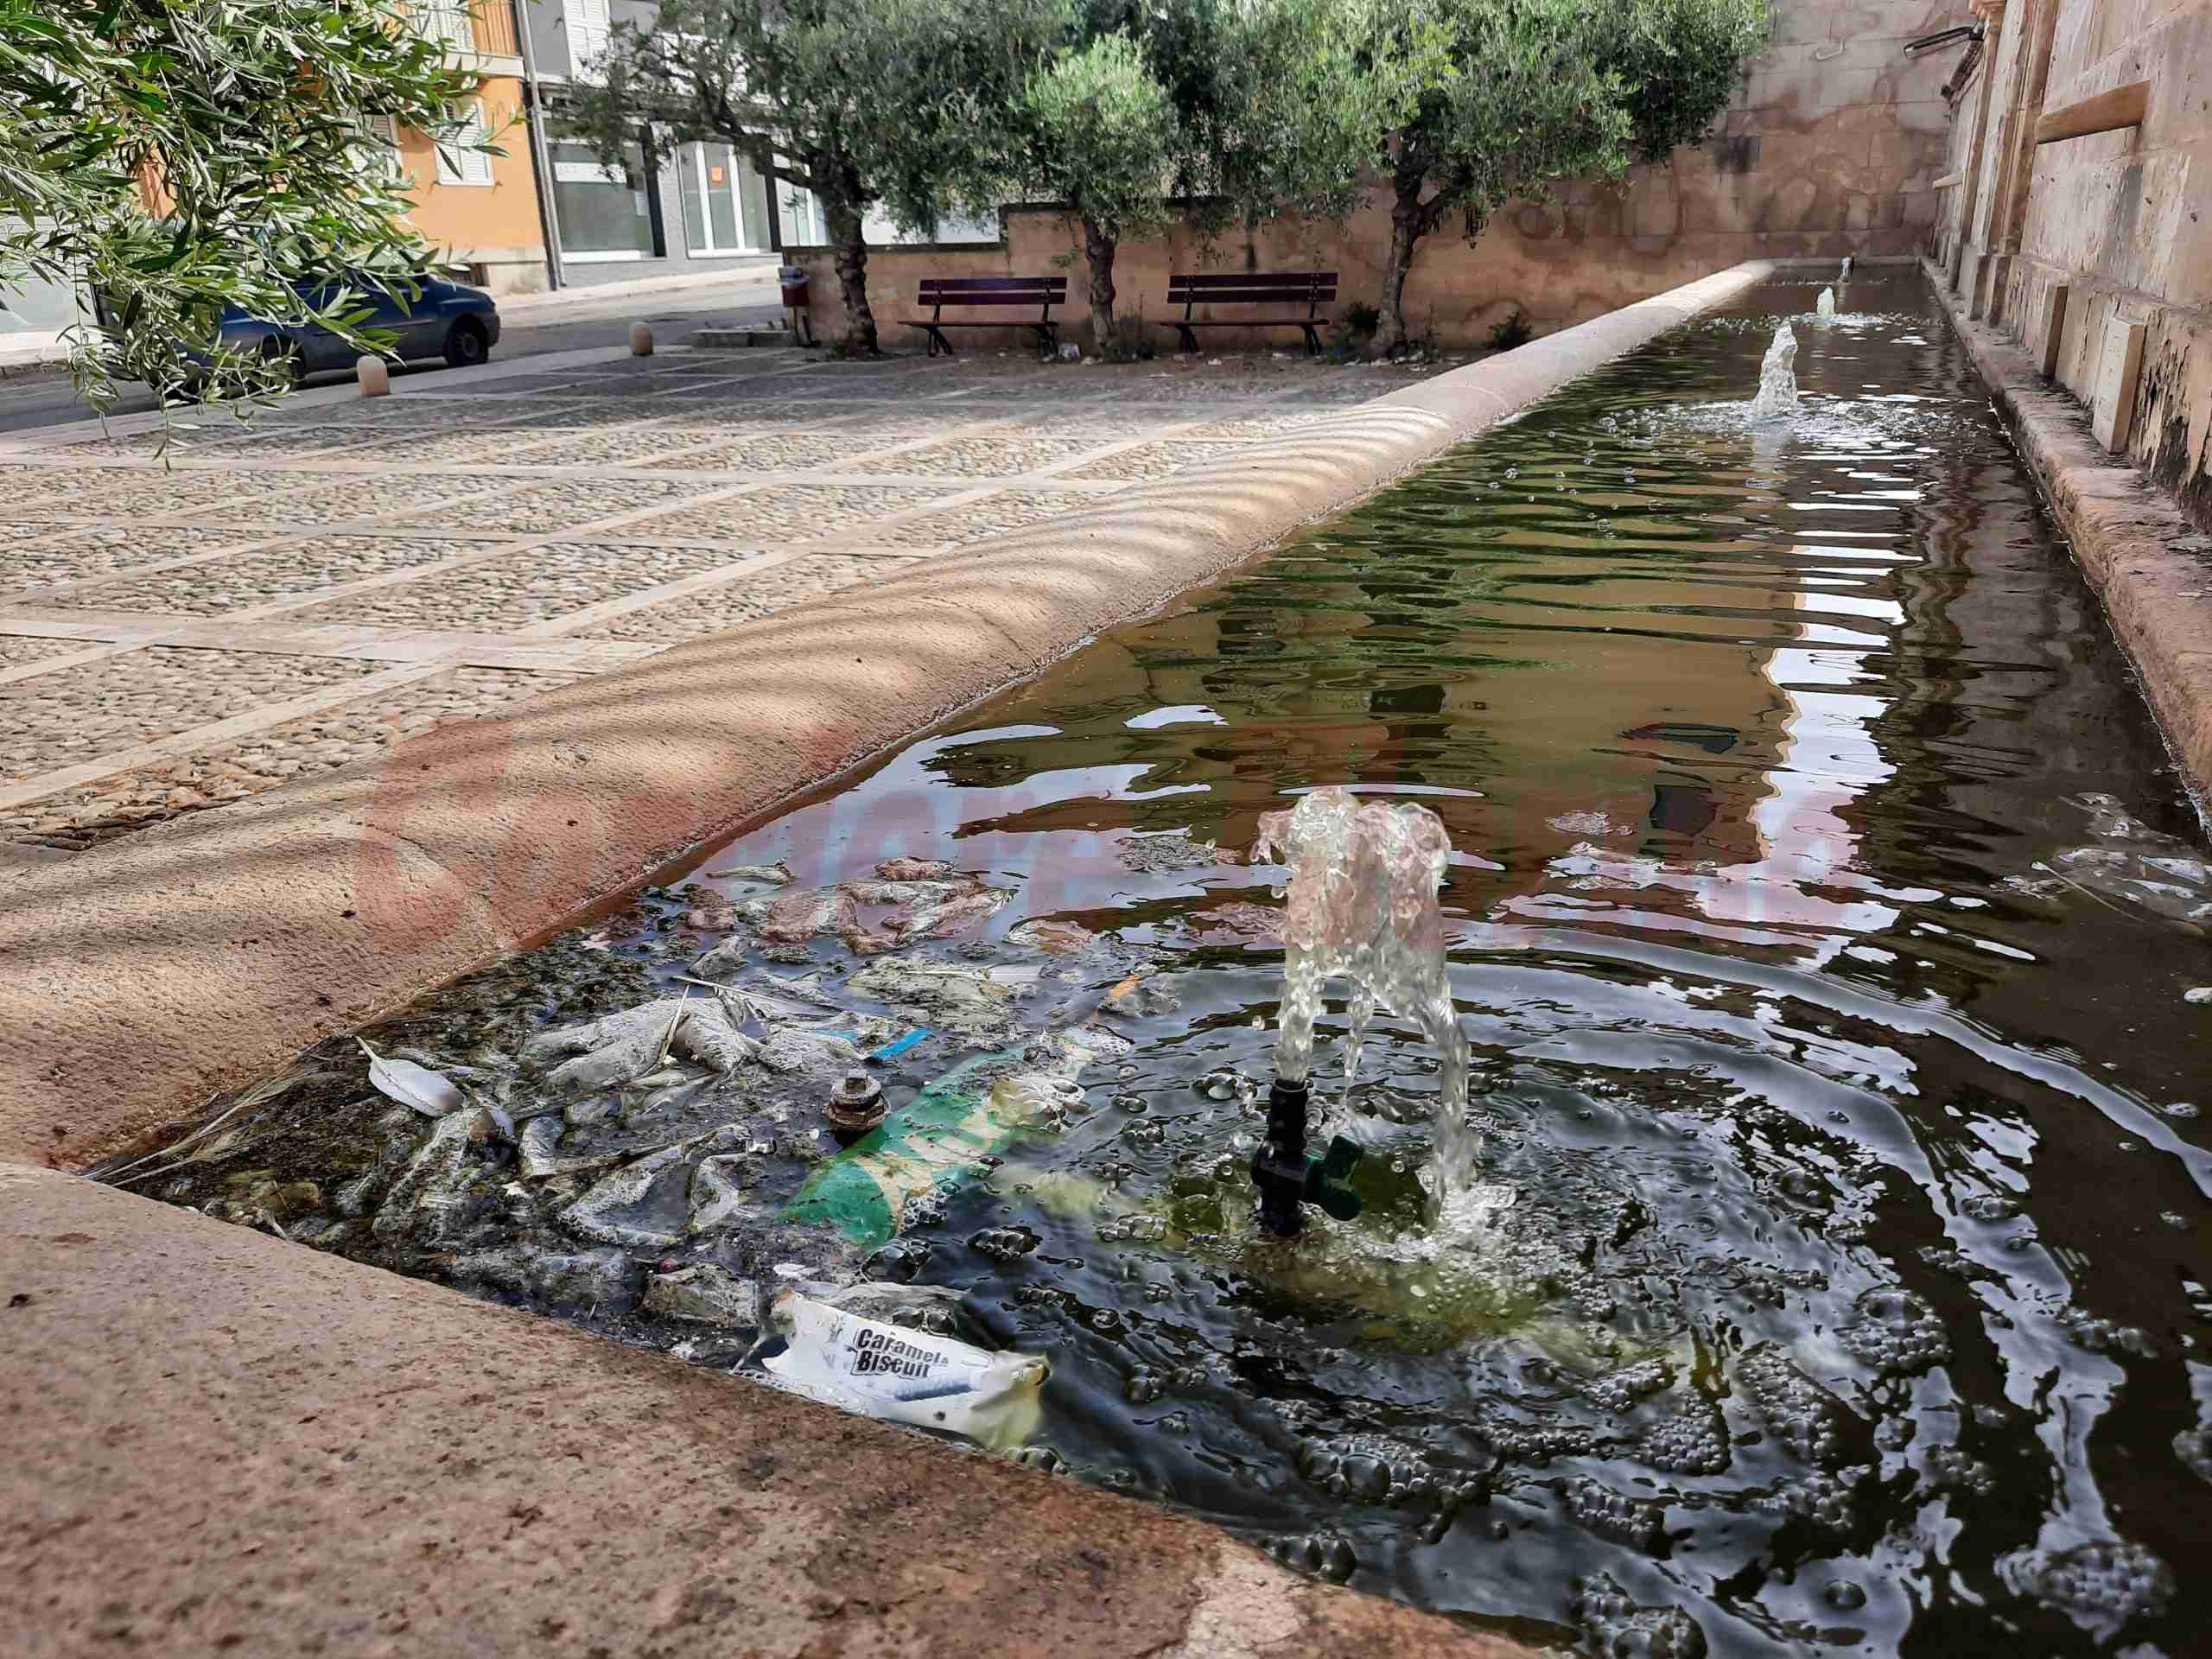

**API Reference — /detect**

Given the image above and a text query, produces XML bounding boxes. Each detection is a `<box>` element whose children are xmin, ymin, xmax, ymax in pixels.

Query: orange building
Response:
<box><xmin>372</xmin><ymin>1</ymin><xmax>553</xmax><ymax>295</ymax></box>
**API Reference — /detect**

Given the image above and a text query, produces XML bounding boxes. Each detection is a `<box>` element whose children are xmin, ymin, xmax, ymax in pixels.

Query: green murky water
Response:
<box><xmin>124</xmin><ymin>270</ymin><xmax>2212</xmax><ymax>1656</ymax></box>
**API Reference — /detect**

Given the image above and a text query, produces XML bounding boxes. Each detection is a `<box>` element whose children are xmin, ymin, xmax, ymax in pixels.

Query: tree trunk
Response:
<box><xmin>1370</xmin><ymin>172</ymin><xmax>1427</xmax><ymax>360</ymax></box>
<box><xmin>822</xmin><ymin>189</ymin><xmax>878</xmax><ymax>357</ymax></box>
<box><xmin>1082</xmin><ymin>216</ymin><xmax>1117</xmax><ymax>358</ymax></box>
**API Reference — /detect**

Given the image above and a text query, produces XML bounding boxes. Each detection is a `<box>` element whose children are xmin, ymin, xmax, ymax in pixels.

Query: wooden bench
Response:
<box><xmin>1158</xmin><ymin>271</ymin><xmax>1338</xmax><ymax>356</ymax></box>
<box><xmin>902</xmin><ymin>276</ymin><xmax>1067</xmax><ymax>359</ymax></box>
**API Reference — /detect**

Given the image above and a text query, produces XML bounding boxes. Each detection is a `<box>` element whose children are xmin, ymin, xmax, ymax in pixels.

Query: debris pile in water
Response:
<box><xmin>2005</xmin><ymin>791</ymin><xmax>2212</xmax><ymax>928</ymax></box>
<box><xmin>107</xmin><ymin>855</ymin><xmax>1145</xmax><ymax>1451</ymax></box>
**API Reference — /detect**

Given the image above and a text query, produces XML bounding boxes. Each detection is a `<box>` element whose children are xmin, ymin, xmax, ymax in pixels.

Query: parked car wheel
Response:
<box><xmin>444</xmin><ymin>317</ymin><xmax>490</xmax><ymax>369</ymax></box>
<box><xmin>258</xmin><ymin>334</ymin><xmax>304</xmax><ymax>388</ymax></box>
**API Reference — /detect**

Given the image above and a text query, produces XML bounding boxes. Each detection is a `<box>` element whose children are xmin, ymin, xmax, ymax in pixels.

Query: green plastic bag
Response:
<box><xmin>786</xmin><ymin>1028</ymin><xmax>1125</xmax><ymax>1249</ymax></box>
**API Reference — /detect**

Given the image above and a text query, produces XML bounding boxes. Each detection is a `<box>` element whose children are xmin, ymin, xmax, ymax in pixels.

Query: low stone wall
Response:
<box><xmin>788</xmin><ymin>0</ymin><xmax>1964</xmax><ymax>353</ymax></box>
<box><xmin>0</xmin><ymin>1163</ymin><xmax>1523</xmax><ymax>1659</ymax></box>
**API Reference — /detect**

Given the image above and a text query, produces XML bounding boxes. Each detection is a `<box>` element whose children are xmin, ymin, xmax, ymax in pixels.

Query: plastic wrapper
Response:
<box><xmin>755</xmin><ymin>1287</ymin><xmax>1047</xmax><ymax>1452</ymax></box>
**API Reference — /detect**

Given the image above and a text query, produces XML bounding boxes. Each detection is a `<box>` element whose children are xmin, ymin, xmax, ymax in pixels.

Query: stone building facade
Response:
<box><xmin>1933</xmin><ymin>0</ymin><xmax>2211</xmax><ymax>530</ymax></box>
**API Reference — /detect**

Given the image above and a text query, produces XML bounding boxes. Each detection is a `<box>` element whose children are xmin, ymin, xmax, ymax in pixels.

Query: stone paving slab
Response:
<box><xmin>1</xmin><ymin>524</ymin><xmax>257</xmax><ymax>591</ymax></box>
<box><xmin>27</xmin><ymin>535</ymin><xmax>490</xmax><ymax>615</ymax></box>
<box><xmin>0</xmin><ymin>633</ymin><xmax>86</xmax><ymax>668</ymax></box>
<box><xmin>568</xmin><ymin>550</ymin><xmax>929</xmax><ymax>645</ymax></box>
<box><xmin>0</xmin><ymin>666</ymin><xmax>584</xmax><ymax>850</ymax></box>
<box><xmin>869</xmin><ymin>486</ymin><xmax>1108</xmax><ymax>546</ymax></box>
<box><xmin>0</xmin><ymin>646</ymin><xmax>386</xmax><ymax>783</ymax></box>
<box><xmin>283</xmin><ymin>540</ymin><xmax>747</xmax><ymax>632</ymax></box>
<box><xmin>642</xmin><ymin>432</ymin><xmax>899</xmax><ymax>472</ymax></box>
<box><xmin>0</xmin><ymin>346</ymin><xmax>1452</xmax><ymax>851</ymax></box>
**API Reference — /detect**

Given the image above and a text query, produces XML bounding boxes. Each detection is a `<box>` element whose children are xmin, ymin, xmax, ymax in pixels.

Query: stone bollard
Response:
<box><xmin>356</xmin><ymin>356</ymin><xmax>390</xmax><ymax>398</ymax></box>
<box><xmin>630</xmin><ymin>322</ymin><xmax>654</xmax><ymax>357</ymax></box>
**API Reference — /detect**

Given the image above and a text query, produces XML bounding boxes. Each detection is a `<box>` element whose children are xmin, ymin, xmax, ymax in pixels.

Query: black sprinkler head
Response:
<box><xmin>1251</xmin><ymin>1076</ymin><xmax>1363</xmax><ymax>1236</ymax></box>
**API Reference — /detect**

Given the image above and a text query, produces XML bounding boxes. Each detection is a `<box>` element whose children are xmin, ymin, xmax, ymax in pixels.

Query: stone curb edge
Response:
<box><xmin>0</xmin><ymin>1161</ymin><xmax>1534</xmax><ymax>1659</ymax></box>
<box><xmin>1922</xmin><ymin>257</ymin><xmax>2212</xmax><ymax>818</ymax></box>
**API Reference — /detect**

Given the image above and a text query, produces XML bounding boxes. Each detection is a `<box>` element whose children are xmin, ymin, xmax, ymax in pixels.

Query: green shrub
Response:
<box><xmin>1489</xmin><ymin>309</ymin><xmax>1533</xmax><ymax>352</ymax></box>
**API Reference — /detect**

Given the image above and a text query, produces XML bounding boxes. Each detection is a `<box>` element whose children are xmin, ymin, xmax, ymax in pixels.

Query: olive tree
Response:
<box><xmin>1018</xmin><ymin>32</ymin><xmax>1179</xmax><ymax>351</ymax></box>
<box><xmin>1362</xmin><ymin>0</ymin><xmax>1769</xmax><ymax>358</ymax></box>
<box><xmin>0</xmin><ymin>0</ymin><xmax>487</xmax><ymax>414</ymax></box>
<box><xmin>564</xmin><ymin>0</ymin><xmax>1065</xmax><ymax>355</ymax></box>
<box><xmin>1017</xmin><ymin>0</ymin><xmax>1432</xmax><ymax>354</ymax></box>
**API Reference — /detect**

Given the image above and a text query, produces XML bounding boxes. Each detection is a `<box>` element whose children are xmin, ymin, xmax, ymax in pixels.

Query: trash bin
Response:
<box><xmin>779</xmin><ymin>264</ymin><xmax>815</xmax><ymax>346</ymax></box>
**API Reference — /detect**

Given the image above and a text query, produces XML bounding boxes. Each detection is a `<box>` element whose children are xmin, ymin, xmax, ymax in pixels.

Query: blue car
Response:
<box><xmin>210</xmin><ymin>271</ymin><xmax>500</xmax><ymax>384</ymax></box>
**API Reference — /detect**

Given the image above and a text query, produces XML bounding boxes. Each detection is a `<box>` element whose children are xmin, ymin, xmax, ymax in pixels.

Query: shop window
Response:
<box><xmin>676</xmin><ymin>143</ymin><xmax>772</xmax><ymax>254</ymax></box>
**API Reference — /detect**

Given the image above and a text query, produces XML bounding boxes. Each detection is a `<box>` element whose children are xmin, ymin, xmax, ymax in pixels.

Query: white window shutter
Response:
<box><xmin>563</xmin><ymin>0</ymin><xmax>611</xmax><ymax>79</ymax></box>
<box><xmin>416</xmin><ymin>0</ymin><xmax>474</xmax><ymax>51</ymax></box>
<box><xmin>365</xmin><ymin>114</ymin><xmax>405</xmax><ymax>181</ymax></box>
<box><xmin>434</xmin><ymin>100</ymin><xmax>495</xmax><ymax>187</ymax></box>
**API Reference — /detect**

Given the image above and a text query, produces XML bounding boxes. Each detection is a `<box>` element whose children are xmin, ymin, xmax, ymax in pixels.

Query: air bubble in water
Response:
<box><xmin>1571</xmin><ymin>1573</ymin><xmax>1707</xmax><ymax>1659</ymax></box>
<box><xmin>2027</xmin><ymin>1539</ymin><xmax>2173</xmax><ymax>1634</ymax></box>
<box><xmin>1838</xmin><ymin>1287</ymin><xmax>1950</xmax><ymax>1375</ymax></box>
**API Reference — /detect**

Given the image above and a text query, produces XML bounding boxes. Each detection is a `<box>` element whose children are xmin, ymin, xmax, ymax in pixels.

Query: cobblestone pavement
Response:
<box><xmin>0</xmin><ymin>346</ymin><xmax>1442</xmax><ymax>852</ymax></box>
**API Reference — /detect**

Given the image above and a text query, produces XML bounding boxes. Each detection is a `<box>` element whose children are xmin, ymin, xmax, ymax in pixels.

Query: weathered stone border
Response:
<box><xmin>0</xmin><ymin>260</ymin><xmax>1781</xmax><ymax>1659</ymax></box>
<box><xmin>1923</xmin><ymin>257</ymin><xmax>2212</xmax><ymax>816</ymax></box>
<box><xmin>2</xmin><ymin>1163</ymin><xmax>1538</xmax><ymax>1659</ymax></box>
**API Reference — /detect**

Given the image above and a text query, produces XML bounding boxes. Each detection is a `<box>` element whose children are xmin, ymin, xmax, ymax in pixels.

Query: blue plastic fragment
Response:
<box><xmin>867</xmin><ymin>1027</ymin><xmax>931</xmax><ymax>1064</ymax></box>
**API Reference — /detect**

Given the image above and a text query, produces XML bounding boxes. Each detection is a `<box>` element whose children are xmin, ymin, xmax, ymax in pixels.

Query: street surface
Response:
<box><xmin>0</xmin><ymin>283</ymin><xmax>786</xmax><ymax>433</ymax></box>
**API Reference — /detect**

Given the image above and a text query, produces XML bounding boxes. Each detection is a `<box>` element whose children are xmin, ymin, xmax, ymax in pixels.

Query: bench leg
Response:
<box><xmin>1175</xmin><ymin>325</ymin><xmax>1198</xmax><ymax>356</ymax></box>
<box><xmin>1301</xmin><ymin>324</ymin><xmax>1321</xmax><ymax>358</ymax></box>
<box><xmin>1035</xmin><ymin>323</ymin><xmax>1058</xmax><ymax>362</ymax></box>
<box><xmin>926</xmin><ymin>326</ymin><xmax>954</xmax><ymax>359</ymax></box>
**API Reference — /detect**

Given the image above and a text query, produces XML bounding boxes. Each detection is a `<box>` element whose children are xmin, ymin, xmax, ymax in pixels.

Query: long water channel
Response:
<box><xmin>127</xmin><ymin>269</ymin><xmax>2212</xmax><ymax>1656</ymax></box>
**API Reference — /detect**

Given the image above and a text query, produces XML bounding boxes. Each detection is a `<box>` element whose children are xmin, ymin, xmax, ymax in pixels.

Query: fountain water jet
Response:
<box><xmin>1749</xmin><ymin>321</ymin><xmax>1801</xmax><ymax>422</ymax></box>
<box><xmin>1816</xmin><ymin>286</ymin><xmax>1838</xmax><ymax>319</ymax></box>
<box><xmin>1253</xmin><ymin>787</ymin><xmax>1491</xmax><ymax>1231</ymax></box>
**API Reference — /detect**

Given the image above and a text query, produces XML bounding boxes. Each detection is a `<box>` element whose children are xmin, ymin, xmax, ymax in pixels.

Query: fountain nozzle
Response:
<box><xmin>1252</xmin><ymin>1076</ymin><xmax>1363</xmax><ymax>1235</ymax></box>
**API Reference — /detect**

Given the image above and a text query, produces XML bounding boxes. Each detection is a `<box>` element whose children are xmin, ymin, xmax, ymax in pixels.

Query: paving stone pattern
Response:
<box><xmin>0</xmin><ymin>666</ymin><xmax>582</xmax><ymax>851</ymax></box>
<box><xmin>0</xmin><ymin>647</ymin><xmax>384</xmax><ymax>784</ymax></box>
<box><xmin>1</xmin><ymin>525</ymin><xmax>256</xmax><ymax>592</ymax></box>
<box><xmin>0</xmin><ymin>634</ymin><xmax>87</xmax><ymax>669</ymax></box>
<box><xmin>0</xmin><ymin>347</ymin><xmax>1440</xmax><ymax>851</ymax></box>
<box><xmin>569</xmin><ymin>553</ymin><xmax>925</xmax><ymax>645</ymax></box>
<box><xmin>31</xmin><ymin>536</ymin><xmax>488</xmax><ymax>615</ymax></box>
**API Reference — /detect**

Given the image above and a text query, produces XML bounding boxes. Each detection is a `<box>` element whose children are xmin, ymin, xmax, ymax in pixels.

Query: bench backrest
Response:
<box><xmin>1166</xmin><ymin>271</ymin><xmax>1338</xmax><ymax>314</ymax></box>
<box><xmin>918</xmin><ymin>276</ymin><xmax>1067</xmax><ymax>314</ymax></box>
